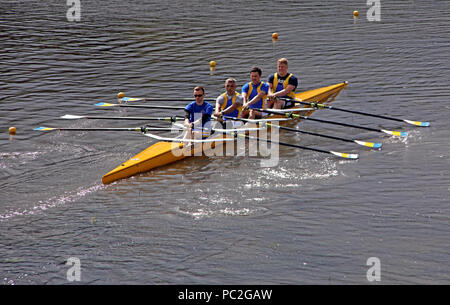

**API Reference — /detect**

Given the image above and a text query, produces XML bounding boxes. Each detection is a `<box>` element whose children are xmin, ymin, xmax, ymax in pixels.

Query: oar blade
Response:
<box><xmin>354</xmin><ymin>140</ymin><xmax>383</xmax><ymax>149</ymax></box>
<box><xmin>61</xmin><ymin>114</ymin><xmax>85</xmax><ymax>120</ymax></box>
<box><xmin>121</xmin><ymin>97</ymin><xmax>143</xmax><ymax>102</ymax></box>
<box><xmin>403</xmin><ymin>119</ymin><xmax>430</xmax><ymax>127</ymax></box>
<box><xmin>330</xmin><ymin>151</ymin><xmax>359</xmax><ymax>159</ymax></box>
<box><xmin>381</xmin><ymin>129</ymin><xmax>408</xmax><ymax>137</ymax></box>
<box><xmin>95</xmin><ymin>102</ymin><xmax>116</xmax><ymax>107</ymax></box>
<box><xmin>34</xmin><ymin>127</ymin><xmax>56</xmax><ymax>131</ymax></box>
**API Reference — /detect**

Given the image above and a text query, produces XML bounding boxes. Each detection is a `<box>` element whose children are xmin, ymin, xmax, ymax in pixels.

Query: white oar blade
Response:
<box><xmin>403</xmin><ymin>119</ymin><xmax>430</xmax><ymax>127</ymax></box>
<box><xmin>354</xmin><ymin>140</ymin><xmax>383</xmax><ymax>149</ymax></box>
<box><xmin>60</xmin><ymin>114</ymin><xmax>85</xmax><ymax>120</ymax></box>
<box><xmin>381</xmin><ymin>129</ymin><xmax>408</xmax><ymax>137</ymax></box>
<box><xmin>330</xmin><ymin>151</ymin><xmax>359</xmax><ymax>159</ymax></box>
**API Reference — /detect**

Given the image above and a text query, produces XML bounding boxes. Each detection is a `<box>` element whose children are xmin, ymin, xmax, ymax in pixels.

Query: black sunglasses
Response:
<box><xmin>194</xmin><ymin>94</ymin><xmax>203</xmax><ymax>98</ymax></box>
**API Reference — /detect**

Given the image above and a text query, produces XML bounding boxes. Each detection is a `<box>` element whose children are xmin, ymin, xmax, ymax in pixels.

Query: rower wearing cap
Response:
<box><xmin>241</xmin><ymin>66</ymin><xmax>269</xmax><ymax>119</ymax></box>
<box><xmin>214</xmin><ymin>78</ymin><xmax>243</xmax><ymax>127</ymax></box>
<box><xmin>183</xmin><ymin>86</ymin><xmax>214</xmax><ymax>140</ymax></box>
<box><xmin>267</xmin><ymin>58</ymin><xmax>298</xmax><ymax>109</ymax></box>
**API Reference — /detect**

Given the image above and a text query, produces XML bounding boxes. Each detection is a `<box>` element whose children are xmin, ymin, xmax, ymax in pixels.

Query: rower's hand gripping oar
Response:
<box><xmin>255</xmin><ymin>108</ymin><xmax>408</xmax><ymax>137</ymax></box>
<box><xmin>280</xmin><ymin>98</ymin><xmax>430</xmax><ymax>127</ymax></box>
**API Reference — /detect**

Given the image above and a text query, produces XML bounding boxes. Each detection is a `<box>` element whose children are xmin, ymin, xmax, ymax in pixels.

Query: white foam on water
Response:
<box><xmin>0</xmin><ymin>183</ymin><xmax>105</xmax><ymax>221</ymax></box>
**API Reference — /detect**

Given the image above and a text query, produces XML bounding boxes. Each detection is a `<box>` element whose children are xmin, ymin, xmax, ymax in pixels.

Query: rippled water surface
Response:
<box><xmin>1</xmin><ymin>0</ymin><xmax>449</xmax><ymax>284</ymax></box>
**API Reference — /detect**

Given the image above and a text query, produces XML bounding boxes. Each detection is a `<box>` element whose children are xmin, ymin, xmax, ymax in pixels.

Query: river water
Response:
<box><xmin>1</xmin><ymin>0</ymin><xmax>449</xmax><ymax>285</ymax></box>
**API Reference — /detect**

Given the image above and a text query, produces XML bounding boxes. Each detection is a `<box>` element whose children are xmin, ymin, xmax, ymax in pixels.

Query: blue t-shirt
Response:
<box><xmin>185</xmin><ymin>101</ymin><xmax>214</xmax><ymax>126</ymax></box>
<box><xmin>241</xmin><ymin>81</ymin><xmax>269</xmax><ymax>109</ymax></box>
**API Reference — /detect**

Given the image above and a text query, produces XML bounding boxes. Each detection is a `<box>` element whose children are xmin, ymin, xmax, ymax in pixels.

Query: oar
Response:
<box><xmin>281</xmin><ymin>98</ymin><xmax>430</xmax><ymax>127</ymax></box>
<box><xmin>224</xmin><ymin>115</ymin><xmax>381</xmax><ymax>148</ymax></box>
<box><xmin>236</xmin><ymin>134</ymin><xmax>359</xmax><ymax>160</ymax></box>
<box><xmin>264</xmin><ymin>122</ymin><xmax>382</xmax><ymax>149</ymax></box>
<box><xmin>223</xmin><ymin>115</ymin><xmax>381</xmax><ymax>149</ymax></box>
<box><xmin>95</xmin><ymin>102</ymin><xmax>185</xmax><ymax>110</ymax></box>
<box><xmin>34</xmin><ymin>126</ymin><xmax>181</xmax><ymax>132</ymax></box>
<box><xmin>60</xmin><ymin>114</ymin><xmax>184</xmax><ymax>122</ymax></box>
<box><xmin>120</xmin><ymin>97</ymin><xmax>216</xmax><ymax>103</ymax></box>
<box><xmin>254</xmin><ymin>108</ymin><xmax>408</xmax><ymax>137</ymax></box>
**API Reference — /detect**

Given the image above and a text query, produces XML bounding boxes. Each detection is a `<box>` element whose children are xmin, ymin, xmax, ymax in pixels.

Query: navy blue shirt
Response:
<box><xmin>267</xmin><ymin>73</ymin><xmax>298</xmax><ymax>94</ymax></box>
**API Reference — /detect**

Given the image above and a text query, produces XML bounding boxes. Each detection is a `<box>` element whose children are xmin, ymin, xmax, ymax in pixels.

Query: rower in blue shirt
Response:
<box><xmin>241</xmin><ymin>66</ymin><xmax>269</xmax><ymax>119</ymax></box>
<box><xmin>184</xmin><ymin>86</ymin><xmax>214</xmax><ymax>140</ymax></box>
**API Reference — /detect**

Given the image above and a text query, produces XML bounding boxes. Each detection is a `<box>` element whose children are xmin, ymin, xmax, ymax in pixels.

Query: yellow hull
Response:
<box><xmin>102</xmin><ymin>81</ymin><xmax>347</xmax><ymax>184</ymax></box>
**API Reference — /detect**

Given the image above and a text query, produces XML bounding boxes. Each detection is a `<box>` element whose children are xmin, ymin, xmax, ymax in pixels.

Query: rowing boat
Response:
<box><xmin>34</xmin><ymin>80</ymin><xmax>430</xmax><ymax>184</ymax></box>
<box><xmin>101</xmin><ymin>82</ymin><xmax>348</xmax><ymax>184</ymax></box>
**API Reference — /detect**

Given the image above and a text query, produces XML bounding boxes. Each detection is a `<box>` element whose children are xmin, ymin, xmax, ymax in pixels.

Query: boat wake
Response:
<box><xmin>0</xmin><ymin>183</ymin><xmax>105</xmax><ymax>221</ymax></box>
<box><xmin>173</xmin><ymin>193</ymin><xmax>268</xmax><ymax>220</ymax></box>
<box><xmin>245</xmin><ymin>157</ymin><xmax>340</xmax><ymax>189</ymax></box>
<box><xmin>0</xmin><ymin>151</ymin><xmax>44</xmax><ymax>169</ymax></box>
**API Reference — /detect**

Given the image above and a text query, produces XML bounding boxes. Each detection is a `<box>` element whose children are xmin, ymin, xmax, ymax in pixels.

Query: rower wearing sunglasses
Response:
<box><xmin>183</xmin><ymin>86</ymin><xmax>214</xmax><ymax>140</ymax></box>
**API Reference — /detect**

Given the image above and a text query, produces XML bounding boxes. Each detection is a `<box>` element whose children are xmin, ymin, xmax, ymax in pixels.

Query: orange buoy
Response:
<box><xmin>353</xmin><ymin>10</ymin><xmax>359</xmax><ymax>18</ymax></box>
<box><xmin>9</xmin><ymin>127</ymin><xmax>16</xmax><ymax>135</ymax></box>
<box><xmin>209</xmin><ymin>61</ymin><xmax>216</xmax><ymax>68</ymax></box>
<box><xmin>272</xmin><ymin>32</ymin><xmax>278</xmax><ymax>40</ymax></box>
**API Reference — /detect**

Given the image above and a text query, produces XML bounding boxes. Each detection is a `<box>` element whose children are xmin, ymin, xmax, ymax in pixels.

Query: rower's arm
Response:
<box><xmin>214</xmin><ymin>97</ymin><xmax>223</xmax><ymax>116</ymax></box>
<box><xmin>273</xmin><ymin>84</ymin><xmax>295</xmax><ymax>97</ymax></box>
<box><xmin>268</xmin><ymin>82</ymin><xmax>274</xmax><ymax>95</ymax></box>
<box><xmin>248</xmin><ymin>90</ymin><xmax>266</xmax><ymax>106</ymax></box>
<box><xmin>222</xmin><ymin>103</ymin><xmax>238</xmax><ymax>115</ymax></box>
<box><xmin>184</xmin><ymin>110</ymin><xmax>192</xmax><ymax>127</ymax></box>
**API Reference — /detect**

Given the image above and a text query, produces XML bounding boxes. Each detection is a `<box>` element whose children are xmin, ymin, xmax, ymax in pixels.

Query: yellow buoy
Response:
<box><xmin>353</xmin><ymin>10</ymin><xmax>359</xmax><ymax>18</ymax></box>
<box><xmin>209</xmin><ymin>60</ymin><xmax>216</xmax><ymax>68</ymax></box>
<box><xmin>9</xmin><ymin>127</ymin><xmax>16</xmax><ymax>135</ymax></box>
<box><xmin>117</xmin><ymin>92</ymin><xmax>125</xmax><ymax>99</ymax></box>
<box><xmin>272</xmin><ymin>32</ymin><xmax>278</xmax><ymax>40</ymax></box>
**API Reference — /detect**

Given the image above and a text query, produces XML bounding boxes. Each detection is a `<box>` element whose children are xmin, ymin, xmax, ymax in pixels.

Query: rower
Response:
<box><xmin>241</xmin><ymin>66</ymin><xmax>269</xmax><ymax>119</ymax></box>
<box><xmin>267</xmin><ymin>58</ymin><xmax>299</xmax><ymax>109</ymax></box>
<box><xmin>183</xmin><ymin>86</ymin><xmax>214</xmax><ymax>140</ymax></box>
<box><xmin>214</xmin><ymin>78</ymin><xmax>244</xmax><ymax>128</ymax></box>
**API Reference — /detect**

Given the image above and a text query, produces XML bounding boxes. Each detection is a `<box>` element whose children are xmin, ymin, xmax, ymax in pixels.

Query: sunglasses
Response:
<box><xmin>194</xmin><ymin>94</ymin><xmax>203</xmax><ymax>98</ymax></box>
